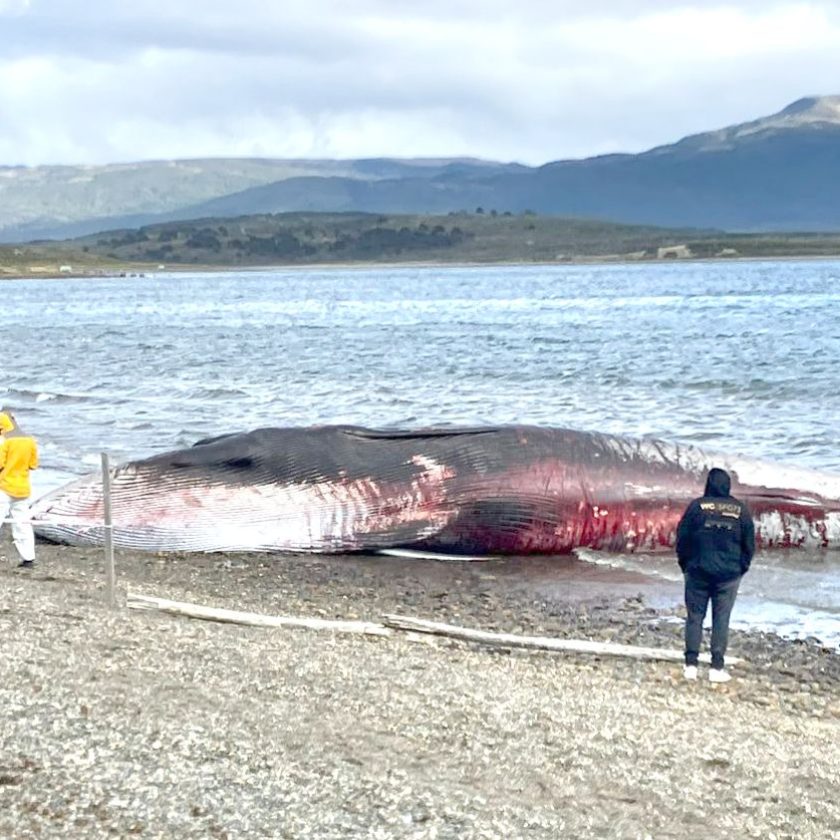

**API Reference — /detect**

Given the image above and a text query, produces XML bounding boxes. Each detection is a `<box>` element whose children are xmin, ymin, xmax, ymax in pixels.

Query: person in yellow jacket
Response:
<box><xmin>0</xmin><ymin>410</ymin><xmax>39</xmax><ymax>568</ymax></box>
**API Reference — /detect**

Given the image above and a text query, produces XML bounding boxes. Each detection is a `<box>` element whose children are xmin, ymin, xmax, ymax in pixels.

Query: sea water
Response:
<box><xmin>2</xmin><ymin>260</ymin><xmax>839</xmax><ymax>646</ymax></box>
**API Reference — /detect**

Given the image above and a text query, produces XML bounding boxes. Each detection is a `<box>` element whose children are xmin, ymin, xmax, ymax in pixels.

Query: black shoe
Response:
<box><xmin>17</xmin><ymin>560</ymin><xmax>34</xmax><ymax>569</ymax></box>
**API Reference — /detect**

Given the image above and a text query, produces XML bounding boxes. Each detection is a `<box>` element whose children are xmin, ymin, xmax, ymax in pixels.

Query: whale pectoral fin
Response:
<box><xmin>422</xmin><ymin>498</ymin><xmax>561</xmax><ymax>555</ymax></box>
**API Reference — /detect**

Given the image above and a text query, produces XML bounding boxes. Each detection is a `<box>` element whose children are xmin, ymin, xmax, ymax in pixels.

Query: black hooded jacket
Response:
<box><xmin>676</xmin><ymin>468</ymin><xmax>755</xmax><ymax>581</ymax></box>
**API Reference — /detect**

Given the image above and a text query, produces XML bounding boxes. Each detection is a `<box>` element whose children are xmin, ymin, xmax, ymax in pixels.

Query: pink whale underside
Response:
<box><xmin>31</xmin><ymin>450</ymin><xmax>840</xmax><ymax>554</ymax></box>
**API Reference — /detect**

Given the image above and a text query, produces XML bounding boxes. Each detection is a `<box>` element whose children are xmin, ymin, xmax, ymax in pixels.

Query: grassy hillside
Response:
<box><xmin>0</xmin><ymin>158</ymin><xmax>521</xmax><ymax>241</ymax></box>
<box><xmin>79</xmin><ymin>212</ymin><xmax>840</xmax><ymax>266</ymax></box>
<box><xmin>4</xmin><ymin>211</ymin><xmax>840</xmax><ymax>277</ymax></box>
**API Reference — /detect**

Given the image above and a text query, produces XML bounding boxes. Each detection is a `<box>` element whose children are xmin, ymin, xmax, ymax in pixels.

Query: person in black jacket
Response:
<box><xmin>676</xmin><ymin>467</ymin><xmax>755</xmax><ymax>683</ymax></box>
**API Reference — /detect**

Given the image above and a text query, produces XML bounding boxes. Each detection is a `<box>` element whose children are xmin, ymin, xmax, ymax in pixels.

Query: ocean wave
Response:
<box><xmin>731</xmin><ymin>601</ymin><xmax>840</xmax><ymax>650</ymax></box>
<box><xmin>3</xmin><ymin>388</ymin><xmax>75</xmax><ymax>405</ymax></box>
<box><xmin>2</xmin><ymin>387</ymin><xmax>109</xmax><ymax>406</ymax></box>
<box><xmin>188</xmin><ymin>387</ymin><xmax>249</xmax><ymax>400</ymax></box>
<box><xmin>573</xmin><ymin>548</ymin><xmax>683</xmax><ymax>582</ymax></box>
<box><xmin>174</xmin><ymin>429</ymin><xmax>215</xmax><ymax>446</ymax></box>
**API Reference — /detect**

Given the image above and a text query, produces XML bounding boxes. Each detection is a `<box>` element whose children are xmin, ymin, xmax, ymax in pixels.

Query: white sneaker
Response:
<box><xmin>683</xmin><ymin>665</ymin><xmax>698</xmax><ymax>681</ymax></box>
<box><xmin>709</xmin><ymin>668</ymin><xmax>731</xmax><ymax>684</ymax></box>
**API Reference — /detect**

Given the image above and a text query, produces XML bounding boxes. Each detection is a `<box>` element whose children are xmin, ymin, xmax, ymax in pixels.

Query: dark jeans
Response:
<box><xmin>684</xmin><ymin>573</ymin><xmax>741</xmax><ymax>669</ymax></box>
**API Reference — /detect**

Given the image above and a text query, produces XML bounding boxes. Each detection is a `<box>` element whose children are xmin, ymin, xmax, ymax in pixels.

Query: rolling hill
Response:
<box><xmin>2</xmin><ymin>96</ymin><xmax>839</xmax><ymax>241</ymax></box>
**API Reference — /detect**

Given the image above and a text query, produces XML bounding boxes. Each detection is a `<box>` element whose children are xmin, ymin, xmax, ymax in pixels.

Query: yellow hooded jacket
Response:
<box><xmin>0</xmin><ymin>413</ymin><xmax>39</xmax><ymax>499</ymax></box>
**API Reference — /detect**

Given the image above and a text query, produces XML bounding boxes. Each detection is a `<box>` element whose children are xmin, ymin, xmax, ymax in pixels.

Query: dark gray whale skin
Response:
<box><xmin>29</xmin><ymin>425</ymin><xmax>840</xmax><ymax>554</ymax></box>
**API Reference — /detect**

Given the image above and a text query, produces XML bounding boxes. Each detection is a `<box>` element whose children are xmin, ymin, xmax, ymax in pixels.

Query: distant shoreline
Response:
<box><xmin>5</xmin><ymin>250</ymin><xmax>840</xmax><ymax>281</ymax></box>
<box><xmin>6</xmin><ymin>209</ymin><xmax>840</xmax><ymax>280</ymax></box>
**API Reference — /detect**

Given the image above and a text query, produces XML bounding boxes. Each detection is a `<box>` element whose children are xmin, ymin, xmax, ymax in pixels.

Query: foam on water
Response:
<box><xmin>574</xmin><ymin>548</ymin><xmax>840</xmax><ymax>649</ymax></box>
<box><xmin>730</xmin><ymin>600</ymin><xmax>840</xmax><ymax>649</ymax></box>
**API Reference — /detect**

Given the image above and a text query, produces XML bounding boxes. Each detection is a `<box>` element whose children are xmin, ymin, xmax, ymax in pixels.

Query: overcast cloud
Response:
<box><xmin>2</xmin><ymin>0</ymin><xmax>839</xmax><ymax>166</ymax></box>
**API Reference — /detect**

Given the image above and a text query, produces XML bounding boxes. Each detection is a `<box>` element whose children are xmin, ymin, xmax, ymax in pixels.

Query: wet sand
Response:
<box><xmin>1</xmin><ymin>536</ymin><xmax>839</xmax><ymax>838</ymax></box>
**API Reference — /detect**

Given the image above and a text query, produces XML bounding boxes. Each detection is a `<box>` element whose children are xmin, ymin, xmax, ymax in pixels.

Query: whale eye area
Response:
<box><xmin>169</xmin><ymin>455</ymin><xmax>254</xmax><ymax>470</ymax></box>
<box><xmin>221</xmin><ymin>456</ymin><xmax>254</xmax><ymax>470</ymax></box>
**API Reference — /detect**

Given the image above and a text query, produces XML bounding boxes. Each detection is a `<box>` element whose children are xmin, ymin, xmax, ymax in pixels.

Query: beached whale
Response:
<box><xmin>29</xmin><ymin>425</ymin><xmax>840</xmax><ymax>554</ymax></box>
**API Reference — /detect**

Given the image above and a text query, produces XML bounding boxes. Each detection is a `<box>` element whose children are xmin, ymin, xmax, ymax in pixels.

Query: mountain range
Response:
<box><xmin>2</xmin><ymin>96</ymin><xmax>839</xmax><ymax>242</ymax></box>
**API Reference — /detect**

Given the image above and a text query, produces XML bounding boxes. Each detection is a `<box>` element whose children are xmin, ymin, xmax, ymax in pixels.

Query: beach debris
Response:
<box><xmin>126</xmin><ymin>592</ymin><xmax>740</xmax><ymax>664</ymax></box>
<box><xmin>126</xmin><ymin>592</ymin><xmax>392</xmax><ymax>637</ymax></box>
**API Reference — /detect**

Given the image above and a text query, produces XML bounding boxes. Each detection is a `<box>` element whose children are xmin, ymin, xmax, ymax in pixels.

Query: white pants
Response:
<box><xmin>0</xmin><ymin>492</ymin><xmax>35</xmax><ymax>563</ymax></box>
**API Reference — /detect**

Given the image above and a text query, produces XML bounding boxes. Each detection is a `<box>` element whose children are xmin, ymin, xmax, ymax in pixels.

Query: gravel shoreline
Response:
<box><xmin>1</xmin><ymin>537</ymin><xmax>839</xmax><ymax>839</ymax></box>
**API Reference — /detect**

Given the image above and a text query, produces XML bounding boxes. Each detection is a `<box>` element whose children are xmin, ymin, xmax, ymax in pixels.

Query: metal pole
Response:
<box><xmin>101</xmin><ymin>452</ymin><xmax>117</xmax><ymax>608</ymax></box>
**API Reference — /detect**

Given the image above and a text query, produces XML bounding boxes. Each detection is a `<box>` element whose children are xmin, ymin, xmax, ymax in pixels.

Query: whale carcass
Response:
<box><xmin>30</xmin><ymin>425</ymin><xmax>840</xmax><ymax>554</ymax></box>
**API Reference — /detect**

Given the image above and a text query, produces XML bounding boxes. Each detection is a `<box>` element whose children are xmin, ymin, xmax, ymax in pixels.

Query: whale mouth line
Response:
<box><xmin>342</xmin><ymin>427</ymin><xmax>497</xmax><ymax>441</ymax></box>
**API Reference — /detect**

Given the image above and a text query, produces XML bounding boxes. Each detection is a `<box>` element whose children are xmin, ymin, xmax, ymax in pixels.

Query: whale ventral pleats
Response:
<box><xmin>27</xmin><ymin>424</ymin><xmax>840</xmax><ymax>554</ymax></box>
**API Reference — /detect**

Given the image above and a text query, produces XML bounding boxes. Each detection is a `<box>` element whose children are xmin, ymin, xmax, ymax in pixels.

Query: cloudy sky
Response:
<box><xmin>2</xmin><ymin>0</ymin><xmax>839</xmax><ymax>167</ymax></box>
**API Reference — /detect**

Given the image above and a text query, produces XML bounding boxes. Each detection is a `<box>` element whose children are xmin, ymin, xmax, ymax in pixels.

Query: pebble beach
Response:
<box><xmin>1</xmin><ymin>535</ymin><xmax>839</xmax><ymax>839</ymax></box>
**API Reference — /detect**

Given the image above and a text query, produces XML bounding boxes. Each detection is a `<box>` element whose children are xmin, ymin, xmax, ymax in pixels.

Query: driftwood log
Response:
<box><xmin>382</xmin><ymin>614</ymin><xmax>741</xmax><ymax>666</ymax></box>
<box><xmin>126</xmin><ymin>592</ymin><xmax>392</xmax><ymax>637</ymax></box>
<box><xmin>127</xmin><ymin>591</ymin><xmax>738</xmax><ymax>666</ymax></box>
